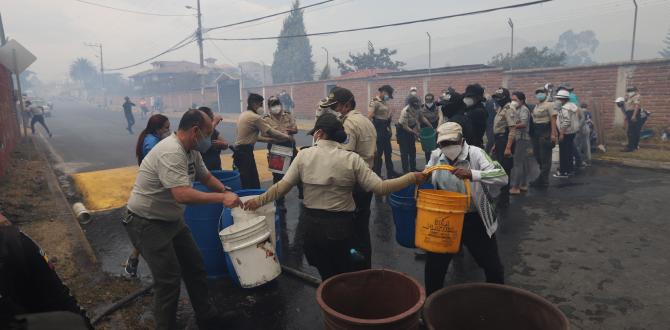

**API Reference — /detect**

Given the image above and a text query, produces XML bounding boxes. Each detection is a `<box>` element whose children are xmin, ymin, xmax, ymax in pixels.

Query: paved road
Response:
<box><xmin>40</xmin><ymin>101</ymin><xmax>670</xmax><ymax>329</ymax></box>
<box><xmin>41</xmin><ymin>101</ymin><xmax>312</xmax><ymax>173</ymax></box>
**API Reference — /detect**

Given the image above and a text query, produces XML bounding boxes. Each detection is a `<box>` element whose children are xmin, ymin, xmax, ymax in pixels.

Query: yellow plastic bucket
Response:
<box><xmin>415</xmin><ymin>165</ymin><xmax>471</xmax><ymax>254</ymax></box>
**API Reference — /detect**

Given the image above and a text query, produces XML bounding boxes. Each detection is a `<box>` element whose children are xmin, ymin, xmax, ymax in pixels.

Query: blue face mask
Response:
<box><xmin>194</xmin><ymin>130</ymin><xmax>212</xmax><ymax>153</ymax></box>
<box><xmin>536</xmin><ymin>93</ymin><xmax>547</xmax><ymax>102</ymax></box>
<box><xmin>383</xmin><ymin>95</ymin><xmax>390</xmax><ymax>101</ymax></box>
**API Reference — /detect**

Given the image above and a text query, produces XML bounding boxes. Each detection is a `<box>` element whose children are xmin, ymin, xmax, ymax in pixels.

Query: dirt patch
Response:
<box><xmin>0</xmin><ymin>138</ymin><xmax>152</xmax><ymax>329</ymax></box>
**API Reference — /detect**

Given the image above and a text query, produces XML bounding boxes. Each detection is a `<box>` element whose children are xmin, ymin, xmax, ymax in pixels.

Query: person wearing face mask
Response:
<box><xmin>623</xmin><ymin>86</ymin><xmax>643</xmax><ymax>152</ymax></box>
<box><xmin>234</xmin><ymin>93</ymin><xmax>291</xmax><ymax>189</ymax></box>
<box><xmin>123</xmin><ymin>114</ymin><xmax>171</xmax><ymax>277</ymax></box>
<box><xmin>405</xmin><ymin>86</ymin><xmax>419</xmax><ymax>105</ymax></box>
<box><xmin>554</xmin><ymin>90</ymin><xmax>579</xmax><ymax>178</ymax></box>
<box><xmin>424</xmin><ymin>122</ymin><xmax>508</xmax><ymax>295</ymax></box>
<box><xmin>530</xmin><ymin>86</ymin><xmax>558</xmax><ymax>187</ymax></box>
<box><xmin>369</xmin><ymin>85</ymin><xmax>400</xmax><ymax>179</ymax></box>
<box><xmin>124</xmin><ymin>109</ymin><xmax>244</xmax><ymax>330</ymax></box>
<box><xmin>463</xmin><ymin>84</ymin><xmax>488</xmax><ymax>148</ymax></box>
<box><xmin>320</xmin><ymin>87</ymin><xmax>377</xmax><ymax>270</ymax></box>
<box><xmin>398</xmin><ymin>95</ymin><xmax>432</xmax><ymax>173</ymax></box>
<box><xmin>491</xmin><ymin>88</ymin><xmax>517</xmax><ymax>209</ymax></box>
<box><xmin>438</xmin><ymin>92</ymin><xmax>475</xmax><ymax>150</ymax></box>
<box><xmin>198</xmin><ymin>106</ymin><xmax>229</xmax><ymax>171</ymax></box>
<box><xmin>509</xmin><ymin>92</ymin><xmax>539</xmax><ymax>194</ymax></box>
<box><xmin>420</xmin><ymin>93</ymin><xmax>440</xmax><ymax>162</ymax></box>
<box><xmin>243</xmin><ymin>113</ymin><xmax>427</xmax><ymax>280</ymax></box>
<box><xmin>260</xmin><ymin>96</ymin><xmax>299</xmax><ymax>211</ymax></box>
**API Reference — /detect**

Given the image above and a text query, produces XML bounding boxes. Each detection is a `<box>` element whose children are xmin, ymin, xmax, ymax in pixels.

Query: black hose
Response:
<box><xmin>281</xmin><ymin>265</ymin><xmax>321</xmax><ymax>287</ymax></box>
<box><xmin>91</xmin><ymin>285</ymin><xmax>153</xmax><ymax>325</ymax></box>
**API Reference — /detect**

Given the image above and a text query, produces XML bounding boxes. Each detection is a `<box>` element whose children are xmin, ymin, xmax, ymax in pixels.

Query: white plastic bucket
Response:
<box><xmin>219</xmin><ymin>216</ymin><xmax>281</xmax><ymax>288</ymax></box>
<box><xmin>231</xmin><ymin>195</ymin><xmax>276</xmax><ymax>248</ymax></box>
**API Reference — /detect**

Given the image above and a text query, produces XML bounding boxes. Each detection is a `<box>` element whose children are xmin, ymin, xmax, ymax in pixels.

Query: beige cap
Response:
<box><xmin>436</xmin><ymin>122</ymin><xmax>463</xmax><ymax>143</ymax></box>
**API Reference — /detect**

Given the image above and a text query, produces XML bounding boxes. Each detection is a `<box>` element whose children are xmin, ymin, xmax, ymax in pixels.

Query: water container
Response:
<box><xmin>388</xmin><ymin>183</ymin><xmax>433</xmax><ymax>248</ymax></box>
<box><xmin>423</xmin><ymin>283</ymin><xmax>569</xmax><ymax>330</ymax></box>
<box><xmin>419</xmin><ymin>127</ymin><xmax>437</xmax><ymax>153</ymax></box>
<box><xmin>219</xmin><ymin>216</ymin><xmax>281</xmax><ymax>288</ymax></box>
<box><xmin>316</xmin><ymin>269</ymin><xmax>426</xmax><ymax>330</ymax></box>
<box><xmin>221</xmin><ymin>189</ymin><xmax>282</xmax><ymax>286</ymax></box>
<box><xmin>183</xmin><ymin>170</ymin><xmax>240</xmax><ymax>279</ymax></box>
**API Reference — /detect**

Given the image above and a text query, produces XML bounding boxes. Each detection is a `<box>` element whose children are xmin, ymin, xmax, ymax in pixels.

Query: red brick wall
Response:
<box><xmin>0</xmin><ymin>65</ymin><xmax>19</xmax><ymax>178</ymax></box>
<box><xmin>242</xmin><ymin>59</ymin><xmax>670</xmax><ymax>133</ymax></box>
<box><xmin>626</xmin><ymin>61</ymin><xmax>670</xmax><ymax>129</ymax></box>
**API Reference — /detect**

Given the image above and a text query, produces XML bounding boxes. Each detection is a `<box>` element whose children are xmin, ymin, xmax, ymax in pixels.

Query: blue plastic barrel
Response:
<box><xmin>221</xmin><ymin>189</ymin><xmax>282</xmax><ymax>286</ymax></box>
<box><xmin>388</xmin><ymin>183</ymin><xmax>433</xmax><ymax>248</ymax></box>
<box><xmin>184</xmin><ymin>170</ymin><xmax>241</xmax><ymax>279</ymax></box>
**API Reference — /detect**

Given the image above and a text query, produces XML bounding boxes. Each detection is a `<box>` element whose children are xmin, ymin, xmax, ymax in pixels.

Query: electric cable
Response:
<box><xmin>107</xmin><ymin>34</ymin><xmax>197</xmax><ymax>71</ymax></box>
<box><xmin>74</xmin><ymin>0</ymin><xmax>192</xmax><ymax>17</ymax></box>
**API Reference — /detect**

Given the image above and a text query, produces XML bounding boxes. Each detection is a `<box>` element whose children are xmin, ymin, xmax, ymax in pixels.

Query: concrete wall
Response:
<box><xmin>241</xmin><ymin>59</ymin><xmax>670</xmax><ymax>134</ymax></box>
<box><xmin>0</xmin><ymin>65</ymin><xmax>19</xmax><ymax>178</ymax></box>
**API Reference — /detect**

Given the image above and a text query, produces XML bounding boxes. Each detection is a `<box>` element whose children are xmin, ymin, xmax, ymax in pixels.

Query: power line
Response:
<box><xmin>207</xmin><ymin>0</ymin><xmax>553</xmax><ymax>41</ymax></box>
<box><xmin>205</xmin><ymin>0</ymin><xmax>335</xmax><ymax>32</ymax></box>
<box><xmin>74</xmin><ymin>0</ymin><xmax>192</xmax><ymax>17</ymax></box>
<box><xmin>107</xmin><ymin>34</ymin><xmax>197</xmax><ymax>71</ymax></box>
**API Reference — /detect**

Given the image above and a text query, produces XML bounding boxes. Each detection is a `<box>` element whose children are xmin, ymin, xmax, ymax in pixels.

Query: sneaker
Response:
<box><xmin>509</xmin><ymin>187</ymin><xmax>521</xmax><ymax>195</ymax></box>
<box><xmin>553</xmin><ymin>172</ymin><xmax>569</xmax><ymax>178</ymax></box>
<box><xmin>124</xmin><ymin>257</ymin><xmax>139</xmax><ymax>277</ymax></box>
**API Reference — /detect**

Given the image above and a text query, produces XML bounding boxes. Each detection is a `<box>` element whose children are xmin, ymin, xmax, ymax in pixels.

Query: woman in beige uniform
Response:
<box><xmin>244</xmin><ymin>113</ymin><xmax>426</xmax><ymax>280</ymax></box>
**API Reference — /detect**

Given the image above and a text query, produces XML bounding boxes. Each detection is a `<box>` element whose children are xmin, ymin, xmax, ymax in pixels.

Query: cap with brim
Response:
<box><xmin>307</xmin><ymin>113</ymin><xmax>343</xmax><ymax>135</ymax></box>
<box><xmin>319</xmin><ymin>87</ymin><xmax>354</xmax><ymax>108</ymax></box>
<box><xmin>535</xmin><ymin>87</ymin><xmax>547</xmax><ymax>93</ymax></box>
<box><xmin>436</xmin><ymin>122</ymin><xmax>463</xmax><ymax>143</ymax></box>
<box><xmin>626</xmin><ymin>86</ymin><xmax>638</xmax><ymax>92</ymax></box>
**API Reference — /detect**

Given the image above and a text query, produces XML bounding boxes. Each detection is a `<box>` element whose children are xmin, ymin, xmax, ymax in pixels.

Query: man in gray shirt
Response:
<box><xmin>124</xmin><ymin>109</ymin><xmax>242</xmax><ymax>330</ymax></box>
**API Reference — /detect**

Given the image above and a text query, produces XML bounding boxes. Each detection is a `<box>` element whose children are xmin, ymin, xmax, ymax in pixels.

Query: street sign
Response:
<box><xmin>0</xmin><ymin>39</ymin><xmax>36</xmax><ymax>74</ymax></box>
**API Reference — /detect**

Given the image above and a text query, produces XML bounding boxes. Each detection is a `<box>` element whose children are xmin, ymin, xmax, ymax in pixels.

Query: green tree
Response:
<box><xmin>271</xmin><ymin>0</ymin><xmax>315</xmax><ymax>83</ymax></box>
<box><xmin>554</xmin><ymin>30</ymin><xmax>599</xmax><ymax>66</ymax></box>
<box><xmin>333</xmin><ymin>42</ymin><xmax>405</xmax><ymax>74</ymax></box>
<box><xmin>69</xmin><ymin>57</ymin><xmax>98</xmax><ymax>88</ymax></box>
<box><xmin>489</xmin><ymin>46</ymin><xmax>566</xmax><ymax>70</ymax></box>
<box><xmin>660</xmin><ymin>28</ymin><xmax>670</xmax><ymax>58</ymax></box>
<box><xmin>318</xmin><ymin>63</ymin><xmax>331</xmax><ymax>80</ymax></box>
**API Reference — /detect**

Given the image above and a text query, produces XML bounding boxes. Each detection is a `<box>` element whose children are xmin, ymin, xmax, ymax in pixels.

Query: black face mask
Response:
<box><xmin>494</xmin><ymin>97</ymin><xmax>509</xmax><ymax>107</ymax></box>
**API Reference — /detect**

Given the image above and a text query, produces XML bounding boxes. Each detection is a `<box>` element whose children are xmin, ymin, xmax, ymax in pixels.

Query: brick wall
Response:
<box><xmin>0</xmin><ymin>65</ymin><xmax>18</xmax><ymax>178</ymax></box>
<box><xmin>241</xmin><ymin>59</ymin><xmax>670</xmax><ymax>134</ymax></box>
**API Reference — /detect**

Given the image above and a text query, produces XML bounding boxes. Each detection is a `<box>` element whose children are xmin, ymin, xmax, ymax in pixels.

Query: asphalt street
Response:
<box><xmin>40</xmin><ymin>101</ymin><xmax>670</xmax><ymax>329</ymax></box>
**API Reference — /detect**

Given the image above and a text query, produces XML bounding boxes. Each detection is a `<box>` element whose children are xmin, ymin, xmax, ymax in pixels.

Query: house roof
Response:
<box><xmin>334</xmin><ymin>68</ymin><xmax>395</xmax><ymax>80</ymax></box>
<box><xmin>129</xmin><ymin>61</ymin><xmax>204</xmax><ymax>78</ymax></box>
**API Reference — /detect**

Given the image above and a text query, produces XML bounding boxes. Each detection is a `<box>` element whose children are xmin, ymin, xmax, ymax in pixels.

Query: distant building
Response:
<box><xmin>129</xmin><ymin>59</ymin><xmax>235</xmax><ymax>94</ymax></box>
<box><xmin>238</xmin><ymin>61</ymin><xmax>272</xmax><ymax>87</ymax></box>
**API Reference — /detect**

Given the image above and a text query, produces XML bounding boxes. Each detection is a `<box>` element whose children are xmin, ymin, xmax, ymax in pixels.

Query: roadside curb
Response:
<box><xmin>31</xmin><ymin>135</ymin><xmax>99</xmax><ymax>265</ymax></box>
<box><xmin>592</xmin><ymin>155</ymin><xmax>670</xmax><ymax>171</ymax></box>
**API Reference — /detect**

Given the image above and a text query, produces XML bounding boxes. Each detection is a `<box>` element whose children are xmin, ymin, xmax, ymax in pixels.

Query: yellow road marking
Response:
<box><xmin>71</xmin><ymin>150</ymin><xmax>277</xmax><ymax>211</ymax></box>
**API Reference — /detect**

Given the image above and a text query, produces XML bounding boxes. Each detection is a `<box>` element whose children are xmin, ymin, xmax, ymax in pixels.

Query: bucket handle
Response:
<box><xmin>417</xmin><ymin>165</ymin><xmax>471</xmax><ymax>207</ymax></box>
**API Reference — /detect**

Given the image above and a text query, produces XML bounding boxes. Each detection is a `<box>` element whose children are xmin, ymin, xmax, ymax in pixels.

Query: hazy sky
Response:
<box><xmin>2</xmin><ymin>0</ymin><xmax>669</xmax><ymax>82</ymax></box>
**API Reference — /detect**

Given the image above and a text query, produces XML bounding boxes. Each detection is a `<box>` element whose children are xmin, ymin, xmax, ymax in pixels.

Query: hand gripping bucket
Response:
<box><xmin>415</xmin><ymin>165</ymin><xmax>471</xmax><ymax>254</ymax></box>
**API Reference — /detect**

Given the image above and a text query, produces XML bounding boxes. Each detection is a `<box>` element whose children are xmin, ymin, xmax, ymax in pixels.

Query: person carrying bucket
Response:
<box><xmin>243</xmin><ymin>113</ymin><xmax>427</xmax><ymax>280</ymax></box>
<box><xmin>424</xmin><ymin>122</ymin><xmax>508</xmax><ymax>296</ymax></box>
<box><xmin>398</xmin><ymin>95</ymin><xmax>433</xmax><ymax>173</ymax></box>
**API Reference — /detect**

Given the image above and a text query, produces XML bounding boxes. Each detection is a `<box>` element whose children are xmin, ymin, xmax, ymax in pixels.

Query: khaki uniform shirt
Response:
<box><xmin>558</xmin><ymin>102</ymin><xmax>580</xmax><ymax>134</ymax></box>
<box><xmin>368</xmin><ymin>97</ymin><xmax>391</xmax><ymax>120</ymax></box>
<box><xmin>625</xmin><ymin>93</ymin><xmax>641</xmax><ymax>110</ymax></box>
<box><xmin>127</xmin><ymin>134</ymin><xmax>209</xmax><ymax>221</ymax></box>
<box><xmin>341</xmin><ymin>110</ymin><xmax>376</xmax><ymax>168</ymax></box>
<box><xmin>261</xmin><ymin>113</ymin><xmax>297</xmax><ymax>140</ymax></box>
<box><xmin>493</xmin><ymin>102</ymin><xmax>518</xmax><ymax>134</ymax></box>
<box><xmin>235</xmin><ymin>110</ymin><xmax>272</xmax><ymax>146</ymax></box>
<box><xmin>254</xmin><ymin>141</ymin><xmax>418</xmax><ymax>211</ymax></box>
<box><xmin>399</xmin><ymin>105</ymin><xmax>424</xmax><ymax>131</ymax></box>
<box><xmin>532</xmin><ymin>100</ymin><xmax>557</xmax><ymax>124</ymax></box>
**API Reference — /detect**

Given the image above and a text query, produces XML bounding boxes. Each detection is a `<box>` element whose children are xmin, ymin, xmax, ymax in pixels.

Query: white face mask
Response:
<box><xmin>628</xmin><ymin>91</ymin><xmax>636</xmax><ymax>97</ymax></box>
<box><xmin>441</xmin><ymin>145</ymin><xmax>462</xmax><ymax>161</ymax></box>
<box><xmin>270</xmin><ymin>106</ymin><xmax>282</xmax><ymax>114</ymax></box>
<box><xmin>425</xmin><ymin>102</ymin><xmax>434</xmax><ymax>108</ymax></box>
<box><xmin>510</xmin><ymin>101</ymin><xmax>519</xmax><ymax>108</ymax></box>
<box><xmin>463</xmin><ymin>97</ymin><xmax>475</xmax><ymax>107</ymax></box>
<box><xmin>312</xmin><ymin>130</ymin><xmax>322</xmax><ymax>146</ymax></box>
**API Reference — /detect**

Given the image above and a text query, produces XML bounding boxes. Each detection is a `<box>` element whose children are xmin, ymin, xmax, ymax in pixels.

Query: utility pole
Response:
<box><xmin>630</xmin><ymin>0</ymin><xmax>638</xmax><ymax>61</ymax></box>
<box><xmin>321</xmin><ymin>46</ymin><xmax>329</xmax><ymax>71</ymax></box>
<box><xmin>85</xmin><ymin>43</ymin><xmax>105</xmax><ymax>109</ymax></box>
<box><xmin>508</xmin><ymin>18</ymin><xmax>514</xmax><ymax>70</ymax></box>
<box><xmin>426</xmin><ymin>32</ymin><xmax>432</xmax><ymax>76</ymax></box>
<box><xmin>186</xmin><ymin>1</ymin><xmax>205</xmax><ymax>105</ymax></box>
